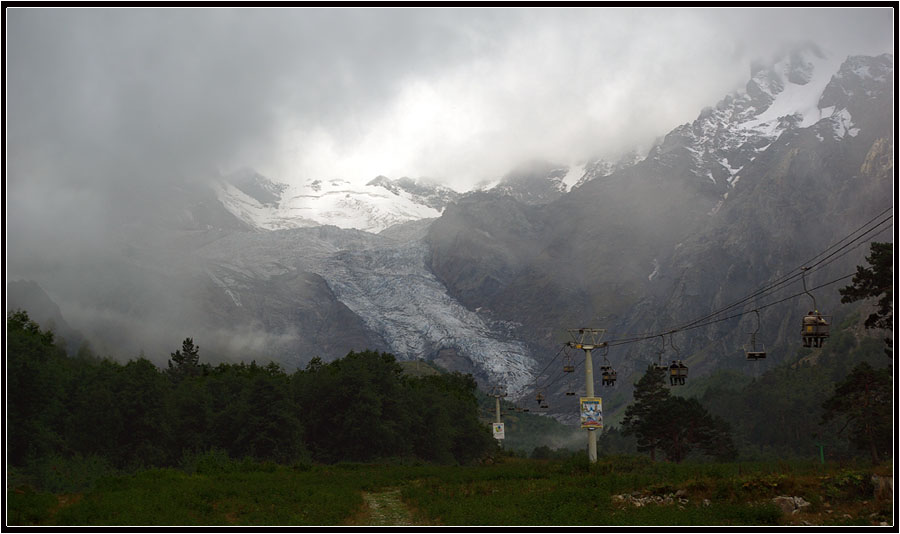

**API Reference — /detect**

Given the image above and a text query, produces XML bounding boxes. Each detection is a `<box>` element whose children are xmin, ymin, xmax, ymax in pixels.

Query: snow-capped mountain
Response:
<box><xmin>646</xmin><ymin>44</ymin><xmax>888</xmax><ymax>196</ymax></box>
<box><xmin>16</xmin><ymin>46</ymin><xmax>888</xmax><ymax>412</ymax></box>
<box><xmin>214</xmin><ymin>152</ymin><xmax>642</xmax><ymax>232</ymax></box>
<box><xmin>214</xmin><ymin>172</ymin><xmax>461</xmax><ymax>234</ymax></box>
<box><xmin>425</xmin><ymin>47</ymin><xmax>892</xmax><ymax>414</ymax></box>
<box><xmin>487</xmin><ymin>152</ymin><xmax>642</xmax><ymax>205</ymax></box>
<box><xmin>569</xmin><ymin>151</ymin><xmax>645</xmax><ymax>190</ymax></box>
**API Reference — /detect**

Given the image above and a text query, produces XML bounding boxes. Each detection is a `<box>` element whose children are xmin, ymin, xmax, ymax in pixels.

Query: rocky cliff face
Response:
<box><xmin>425</xmin><ymin>50</ymin><xmax>893</xmax><ymax>417</ymax></box>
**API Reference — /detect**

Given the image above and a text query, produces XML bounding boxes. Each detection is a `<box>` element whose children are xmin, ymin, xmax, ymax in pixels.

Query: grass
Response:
<box><xmin>7</xmin><ymin>456</ymin><xmax>892</xmax><ymax>526</ymax></box>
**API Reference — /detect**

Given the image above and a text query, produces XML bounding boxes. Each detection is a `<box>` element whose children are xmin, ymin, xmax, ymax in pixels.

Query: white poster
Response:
<box><xmin>580</xmin><ymin>397</ymin><xmax>603</xmax><ymax>429</ymax></box>
<box><xmin>492</xmin><ymin>422</ymin><xmax>505</xmax><ymax>440</ymax></box>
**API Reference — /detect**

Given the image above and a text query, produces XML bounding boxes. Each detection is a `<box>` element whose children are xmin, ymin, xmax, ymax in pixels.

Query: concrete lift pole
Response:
<box><xmin>488</xmin><ymin>385</ymin><xmax>508</xmax><ymax>442</ymax></box>
<box><xmin>567</xmin><ymin>328</ymin><xmax>606</xmax><ymax>464</ymax></box>
<box><xmin>489</xmin><ymin>385</ymin><xmax>507</xmax><ymax>423</ymax></box>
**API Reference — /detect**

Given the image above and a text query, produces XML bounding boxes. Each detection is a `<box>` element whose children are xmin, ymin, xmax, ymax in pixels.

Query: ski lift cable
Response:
<box><xmin>540</xmin><ymin>270</ymin><xmax>869</xmax><ymax>390</ymax></box>
<box><xmin>522</xmin><ymin>343</ymin><xmax>570</xmax><ymax>392</ymax></box>
<box><xmin>606</xmin><ymin>270</ymin><xmax>859</xmax><ymax>347</ymax></box>
<box><xmin>604</xmin><ymin>217</ymin><xmax>892</xmax><ymax>345</ymax></box>
<box><xmin>673</xmin><ymin>272</ymin><xmax>858</xmax><ymax>333</ymax></box>
<box><xmin>535</xmin><ymin>361</ymin><xmax>569</xmax><ymax>392</ymax></box>
<box><xmin>531</xmin><ymin>211</ymin><xmax>892</xmax><ymax>394</ymax></box>
<box><xmin>677</xmin><ymin>214</ymin><xmax>892</xmax><ymax>330</ymax></box>
<box><xmin>667</xmin><ymin>213</ymin><xmax>891</xmax><ymax>332</ymax></box>
<box><xmin>542</xmin><ymin>342</ymin><xmax>616</xmax><ymax>392</ymax></box>
<box><xmin>682</xmin><ymin>218</ymin><xmax>893</xmax><ymax>328</ymax></box>
<box><xmin>543</xmin><ymin>353</ymin><xmax>586</xmax><ymax>390</ymax></box>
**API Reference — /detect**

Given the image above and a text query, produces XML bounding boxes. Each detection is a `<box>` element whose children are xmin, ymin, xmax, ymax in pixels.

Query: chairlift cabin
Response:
<box><xmin>744</xmin><ymin>310</ymin><xmax>767</xmax><ymax>360</ymax></box>
<box><xmin>653</xmin><ymin>335</ymin><xmax>669</xmax><ymax>372</ymax></box>
<box><xmin>802</xmin><ymin>311</ymin><xmax>830</xmax><ymax>348</ymax></box>
<box><xmin>668</xmin><ymin>360</ymin><xmax>687</xmax><ymax>385</ymax></box>
<box><xmin>565</xmin><ymin>376</ymin><xmax>576</xmax><ymax>396</ymax></box>
<box><xmin>600</xmin><ymin>365</ymin><xmax>617</xmax><ymax>386</ymax></box>
<box><xmin>800</xmin><ymin>268</ymin><xmax>830</xmax><ymax>348</ymax></box>
<box><xmin>745</xmin><ymin>333</ymin><xmax>767</xmax><ymax>359</ymax></box>
<box><xmin>535</xmin><ymin>392</ymin><xmax>545</xmax><ymax>404</ymax></box>
<box><xmin>562</xmin><ymin>349</ymin><xmax>575</xmax><ymax>373</ymax></box>
<box><xmin>599</xmin><ymin>345</ymin><xmax>616</xmax><ymax>386</ymax></box>
<box><xmin>745</xmin><ymin>346</ymin><xmax>767</xmax><ymax>361</ymax></box>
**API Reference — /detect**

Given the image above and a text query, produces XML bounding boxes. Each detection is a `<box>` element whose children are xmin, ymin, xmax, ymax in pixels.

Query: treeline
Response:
<box><xmin>7</xmin><ymin>311</ymin><xmax>495</xmax><ymax>470</ymax></box>
<box><xmin>698</xmin><ymin>316</ymin><xmax>892</xmax><ymax>463</ymax></box>
<box><xmin>587</xmin><ymin>313</ymin><xmax>891</xmax><ymax>464</ymax></box>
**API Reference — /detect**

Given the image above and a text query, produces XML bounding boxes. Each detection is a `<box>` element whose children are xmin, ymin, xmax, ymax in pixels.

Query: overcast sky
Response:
<box><xmin>6</xmin><ymin>7</ymin><xmax>894</xmax><ymax>195</ymax></box>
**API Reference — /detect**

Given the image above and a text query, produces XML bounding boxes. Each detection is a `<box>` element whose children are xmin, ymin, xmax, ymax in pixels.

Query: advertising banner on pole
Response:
<box><xmin>580</xmin><ymin>397</ymin><xmax>603</xmax><ymax>429</ymax></box>
<box><xmin>492</xmin><ymin>422</ymin><xmax>505</xmax><ymax>440</ymax></box>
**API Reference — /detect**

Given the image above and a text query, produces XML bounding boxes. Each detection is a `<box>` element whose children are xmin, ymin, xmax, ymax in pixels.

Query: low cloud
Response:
<box><xmin>5</xmin><ymin>8</ymin><xmax>893</xmax><ymax>361</ymax></box>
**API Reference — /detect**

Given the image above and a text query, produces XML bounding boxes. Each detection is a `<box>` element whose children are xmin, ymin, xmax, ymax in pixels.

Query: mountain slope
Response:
<box><xmin>193</xmin><ymin>226</ymin><xmax>538</xmax><ymax>390</ymax></box>
<box><xmin>425</xmin><ymin>49</ymin><xmax>894</xmax><ymax>418</ymax></box>
<box><xmin>214</xmin><ymin>173</ymin><xmax>461</xmax><ymax>233</ymax></box>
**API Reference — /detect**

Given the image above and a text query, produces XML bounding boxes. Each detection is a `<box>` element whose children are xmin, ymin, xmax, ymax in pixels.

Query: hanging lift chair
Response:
<box><xmin>745</xmin><ymin>310</ymin><xmax>767</xmax><ymax>360</ymax></box>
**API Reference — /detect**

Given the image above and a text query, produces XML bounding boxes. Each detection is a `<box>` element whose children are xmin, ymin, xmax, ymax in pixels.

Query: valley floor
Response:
<box><xmin>6</xmin><ymin>457</ymin><xmax>893</xmax><ymax>527</ymax></box>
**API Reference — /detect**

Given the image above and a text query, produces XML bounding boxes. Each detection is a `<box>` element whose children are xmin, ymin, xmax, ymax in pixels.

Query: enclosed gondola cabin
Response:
<box><xmin>802</xmin><ymin>311</ymin><xmax>830</xmax><ymax>348</ymax></box>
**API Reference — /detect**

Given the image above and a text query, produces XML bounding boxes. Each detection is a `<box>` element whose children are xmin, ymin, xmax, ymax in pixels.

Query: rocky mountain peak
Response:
<box><xmin>224</xmin><ymin>168</ymin><xmax>288</xmax><ymax>207</ymax></box>
<box><xmin>645</xmin><ymin>44</ymin><xmax>880</xmax><ymax>196</ymax></box>
<box><xmin>747</xmin><ymin>43</ymin><xmax>826</xmax><ymax>111</ymax></box>
<box><xmin>819</xmin><ymin>53</ymin><xmax>894</xmax><ymax>110</ymax></box>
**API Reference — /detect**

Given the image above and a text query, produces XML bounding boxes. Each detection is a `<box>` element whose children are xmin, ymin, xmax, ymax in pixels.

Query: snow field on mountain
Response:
<box><xmin>215</xmin><ymin>178</ymin><xmax>443</xmax><ymax>233</ymax></box>
<box><xmin>196</xmin><ymin>229</ymin><xmax>537</xmax><ymax>395</ymax></box>
<box><xmin>741</xmin><ymin>52</ymin><xmax>846</xmax><ymax>133</ymax></box>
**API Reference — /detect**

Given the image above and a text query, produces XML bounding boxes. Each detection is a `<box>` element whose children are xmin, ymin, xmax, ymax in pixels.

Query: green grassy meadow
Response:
<box><xmin>7</xmin><ymin>455</ymin><xmax>892</xmax><ymax>527</ymax></box>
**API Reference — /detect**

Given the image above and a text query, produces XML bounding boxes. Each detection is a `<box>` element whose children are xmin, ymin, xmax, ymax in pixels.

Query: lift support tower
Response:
<box><xmin>566</xmin><ymin>328</ymin><xmax>606</xmax><ymax>463</ymax></box>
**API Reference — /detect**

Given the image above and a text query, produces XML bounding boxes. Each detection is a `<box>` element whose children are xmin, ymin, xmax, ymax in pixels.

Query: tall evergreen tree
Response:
<box><xmin>839</xmin><ymin>242</ymin><xmax>893</xmax><ymax>356</ymax></box>
<box><xmin>623</xmin><ymin>365</ymin><xmax>736</xmax><ymax>463</ymax></box>
<box><xmin>821</xmin><ymin>361</ymin><xmax>892</xmax><ymax>464</ymax></box>
<box><xmin>167</xmin><ymin>337</ymin><xmax>202</xmax><ymax>380</ymax></box>
<box><xmin>622</xmin><ymin>365</ymin><xmax>670</xmax><ymax>461</ymax></box>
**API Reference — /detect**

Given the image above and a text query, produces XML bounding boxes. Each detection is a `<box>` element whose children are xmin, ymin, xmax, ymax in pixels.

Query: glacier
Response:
<box><xmin>195</xmin><ymin>226</ymin><xmax>538</xmax><ymax>395</ymax></box>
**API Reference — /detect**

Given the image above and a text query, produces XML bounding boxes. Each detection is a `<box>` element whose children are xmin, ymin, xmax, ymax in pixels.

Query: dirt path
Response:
<box><xmin>359</xmin><ymin>488</ymin><xmax>415</xmax><ymax>526</ymax></box>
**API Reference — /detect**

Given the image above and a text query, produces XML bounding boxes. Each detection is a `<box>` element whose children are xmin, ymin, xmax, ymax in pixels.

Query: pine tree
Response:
<box><xmin>821</xmin><ymin>361</ymin><xmax>892</xmax><ymax>464</ymax></box>
<box><xmin>167</xmin><ymin>337</ymin><xmax>201</xmax><ymax>380</ymax></box>
<box><xmin>622</xmin><ymin>365</ymin><xmax>670</xmax><ymax>461</ymax></box>
<box><xmin>839</xmin><ymin>242</ymin><xmax>893</xmax><ymax>356</ymax></box>
<box><xmin>623</xmin><ymin>365</ymin><xmax>736</xmax><ymax>463</ymax></box>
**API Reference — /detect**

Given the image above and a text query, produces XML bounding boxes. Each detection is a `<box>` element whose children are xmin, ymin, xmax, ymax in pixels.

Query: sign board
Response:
<box><xmin>580</xmin><ymin>397</ymin><xmax>603</xmax><ymax>429</ymax></box>
<box><xmin>492</xmin><ymin>422</ymin><xmax>505</xmax><ymax>440</ymax></box>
